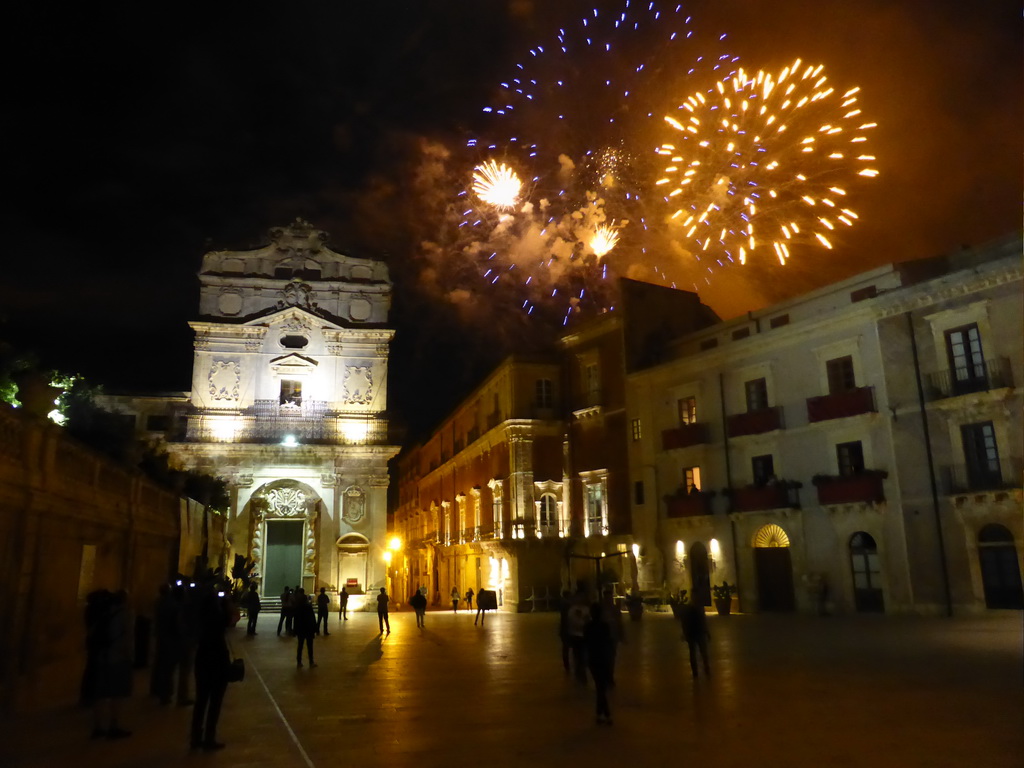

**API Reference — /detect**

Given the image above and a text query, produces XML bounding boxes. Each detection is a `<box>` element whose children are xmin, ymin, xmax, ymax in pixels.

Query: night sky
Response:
<box><xmin>4</xmin><ymin>1</ymin><xmax>1020</xmax><ymax>439</ymax></box>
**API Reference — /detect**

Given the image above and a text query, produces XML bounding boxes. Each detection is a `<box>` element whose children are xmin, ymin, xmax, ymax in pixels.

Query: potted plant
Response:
<box><xmin>712</xmin><ymin>582</ymin><xmax>737</xmax><ymax>615</ymax></box>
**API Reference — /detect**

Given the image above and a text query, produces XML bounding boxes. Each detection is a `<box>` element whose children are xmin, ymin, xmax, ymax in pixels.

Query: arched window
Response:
<box><xmin>538</xmin><ymin>494</ymin><xmax>557</xmax><ymax>537</ymax></box>
<box><xmin>977</xmin><ymin>524</ymin><xmax>1023</xmax><ymax>609</ymax></box>
<box><xmin>850</xmin><ymin>532</ymin><xmax>884</xmax><ymax>613</ymax></box>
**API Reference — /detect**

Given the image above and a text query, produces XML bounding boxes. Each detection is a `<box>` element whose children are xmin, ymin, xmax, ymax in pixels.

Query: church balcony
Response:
<box><xmin>661</xmin><ymin>423</ymin><xmax>710</xmax><ymax>451</ymax></box>
<box><xmin>184</xmin><ymin>402</ymin><xmax>390</xmax><ymax>445</ymax></box>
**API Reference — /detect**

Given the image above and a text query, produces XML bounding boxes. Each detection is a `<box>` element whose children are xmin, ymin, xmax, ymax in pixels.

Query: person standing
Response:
<box><xmin>566</xmin><ymin>587</ymin><xmax>590</xmax><ymax>684</ymax></box>
<box><xmin>410</xmin><ymin>589</ymin><xmax>427</xmax><ymax>627</ymax></box>
<box><xmin>151</xmin><ymin>583</ymin><xmax>180</xmax><ymax>705</ymax></box>
<box><xmin>376</xmin><ymin>587</ymin><xmax>391</xmax><ymax>634</ymax></box>
<box><xmin>338</xmin><ymin>586</ymin><xmax>349</xmax><ymax>621</ymax></box>
<box><xmin>277</xmin><ymin>587</ymin><xmax>293</xmax><ymax>637</ymax></box>
<box><xmin>680</xmin><ymin>602</ymin><xmax>711</xmax><ymax>678</ymax></box>
<box><xmin>293</xmin><ymin>589</ymin><xmax>317</xmax><ymax>667</ymax></box>
<box><xmin>191</xmin><ymin>587</ymin><xmax>232</xmax><ymax>751</ymax></box>
<box><xmin>245</xmin><ymin>583</ymin><xmax>261</xmax><ymax>636</ymax></box>
<box><xmin>316</xmin><ymin>588</ymin><xmax>330</xmax><ymax>636</ymax></box>
<box><xmin>84</xmin><ymin>589</ymin><xmax>134</xmax><ymax>739</ymax></box>
<box><xmin>465</xmin><ymin>587</ymin><xmax>475</xmax><ymax>612</ymax></box>
<box><xmin>584</xmin><ymin>603</ymin><xmax>614</xmax><ymax>726</ymax></box>
<box><xmin>474</xmin><ymin>589</ymin><xmax>491</xmax><ymax>626</ymax></box>
<box><xmin>450</xmin><ymin>586</ymin><xmax>460</xmax><ymax>613</ymax></box>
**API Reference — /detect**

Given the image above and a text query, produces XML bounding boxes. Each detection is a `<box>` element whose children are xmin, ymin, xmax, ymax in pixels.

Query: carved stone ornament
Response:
<box><xmin>278</xmin><ymin>281</ymin><xmax>315</xmax><ymax>311</ymax></box>
<box><xmin>209</xmin><ymin>360</ymin><xmax>241</xmax><ymax>401</ymax></box>
<box><xmin>267</xmin><ymin>487</ymin><xmax>307</xmax><ymax>517</ymax></box>
<box><xmin>320</xmin><ymin>473</ymin><xmax>338</xmax><ymax>488</ymax></box>
<box><xmin>282</xmin><ymin>314</ymin><xmax>312</xmax><ymax>333</ymax></box>
<box><xmin>343</xmin><ymin>365</ymin><xmax>374</xmax><ymax>405</ymax></box>
<box><xmin>343</xmin><ymin>486</ymin><xmax>366</xmax><ymax>524</ymax></box>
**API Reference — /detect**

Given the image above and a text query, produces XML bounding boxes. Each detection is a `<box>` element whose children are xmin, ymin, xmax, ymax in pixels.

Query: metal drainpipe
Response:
<box><xmin>719</xmin><ymin>373</ymin><xmax>741</xmax><ymax>590</ymax></box>
<box><xmin>907</xmin><ymin>312</ymin><xmax>954</xmax><ymax>617</ymax></box>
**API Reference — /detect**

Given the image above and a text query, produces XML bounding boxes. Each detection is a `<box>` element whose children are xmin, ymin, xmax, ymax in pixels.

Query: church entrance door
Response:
<box><xmin>265</xmin><ymin>520</ymin><xmax>305</xmax><ymax>596</ymax></box>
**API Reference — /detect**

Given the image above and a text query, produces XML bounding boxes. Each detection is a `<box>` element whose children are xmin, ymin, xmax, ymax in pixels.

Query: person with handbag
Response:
<box><xmin>190</xmin><ymin>587</ymin><xmax>232</xmax><ymax>751</ymax></box>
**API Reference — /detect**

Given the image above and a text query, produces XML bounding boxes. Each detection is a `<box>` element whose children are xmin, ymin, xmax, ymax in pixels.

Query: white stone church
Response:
<box><xmin>108</xmin><ymin>220</ymin><xmax>400</xmax><ymax>604</ymax></box>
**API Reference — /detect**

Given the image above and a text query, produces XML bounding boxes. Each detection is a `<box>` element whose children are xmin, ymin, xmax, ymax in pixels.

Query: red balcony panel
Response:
<box><xmin>731</xmin><ymin>484</ymin><xmax>800</xmax><ymax>512</ymax></box>
<box><xmin>814</xmin><ymin>472</ymin><xmax>887</xmax><ymax>505</ymax></box>
<box><xmin>661</xmin><ymin>423</ymin><xmax>710</xmax><ymax>451</ymax></box>
<box><xmin>806</xmin><ymin>387</ymin><xmax>876</xmax><ymax>423</ymax></box>
<box><xmin>727</xmin><ymin>407</ymin><xmax>783</xmax><ymax>438</ymax></box>
<box><xmin>665</xmin><ymin>494</ymin><xmax>713</xmax><ymax>518</ymax></box>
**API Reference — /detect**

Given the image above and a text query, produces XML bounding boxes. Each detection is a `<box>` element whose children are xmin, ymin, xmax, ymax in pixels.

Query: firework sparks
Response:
<box><xmin>590</xmin><ymin>223</ymin><xmax>620</xmax><ymax>257</ymax></box>
<box><xmin>472</xmin><ymin>160</ymin><xmax>523</xmax><ymax>210</ymax></box>
<box><xmin>658</xmin><ymin>60</ymin><xmax>878</xmax><ymax>266</ymax></box>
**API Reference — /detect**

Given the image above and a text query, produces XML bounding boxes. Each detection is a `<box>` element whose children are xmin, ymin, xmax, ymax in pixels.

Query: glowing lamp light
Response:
<box><xmin>710</xmin><ymin>538</ymin><xmax>721</xmax><ymax>570</ymax></box>
<box><xmin>212</xmin><ymin>418</ymin><xmax>241</xmax><ymax>442</ymax></box>
<box><xmin>675</xmin><ymin>539</ymin><xmax>687</xmax><ymax>567</ymax></box>
<box><xmin>383</xmin><ymin>550</ymin><xmax>392</xmax><ymax>565</ymax></box>
<box><xmin>388</xmin><ymin>537</ymin><xmax>402</xmax><ymax>551</ymax></box>
<box><xmin>631</xmin><ymin>543</ymin><xmax>641</xmax><ymax>559</ymax></box>
<box><xmin>340</xmin><ymin>418</ymin><xmax>370</xmax><ymax>443</ymax></box>
<box><xmin>281</xmin><ymin>434</ymin><xmax>299</xmax><ymax>447</ymax></box>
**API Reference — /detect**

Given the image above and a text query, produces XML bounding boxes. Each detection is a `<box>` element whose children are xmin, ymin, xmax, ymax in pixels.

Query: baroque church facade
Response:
<box><xmin>163</xmin><ymin>220</ymin><xmax>399</xmax><ymax>603</ymax></box>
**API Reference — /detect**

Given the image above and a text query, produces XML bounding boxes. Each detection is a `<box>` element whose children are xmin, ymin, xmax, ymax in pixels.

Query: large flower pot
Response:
<box><xmin>714</xmin><ymin>597</ymin><xmax>732</xmax><ymax>616</ymax></box>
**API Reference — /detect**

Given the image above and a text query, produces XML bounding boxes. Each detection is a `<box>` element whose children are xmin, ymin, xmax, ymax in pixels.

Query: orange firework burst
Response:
<box><xmin>658</xmin><ymin>59</ymin><xmax>878</xmax><ymax>267</ymax></box>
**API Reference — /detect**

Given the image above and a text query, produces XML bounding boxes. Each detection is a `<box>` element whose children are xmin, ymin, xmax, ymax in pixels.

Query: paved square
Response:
<box><xmin>3</xmin><ymin>610</ymin><xmax>1021</xmax><ymax>767</ymax></box>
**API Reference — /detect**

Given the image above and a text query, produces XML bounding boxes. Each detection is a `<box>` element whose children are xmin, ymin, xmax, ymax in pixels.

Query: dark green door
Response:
<box><xmin>264</xmin><ymin>520</ymin><xmax>304</xmax><ymax>596</ymax></box>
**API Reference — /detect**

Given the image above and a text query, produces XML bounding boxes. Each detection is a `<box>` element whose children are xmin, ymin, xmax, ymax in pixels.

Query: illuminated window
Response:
<box><xmin>945</xmin><ymin>324</ymin><xmax>987</xmax><ymax>394</ymax></box>
<box><xmin>961</xmin><ymin>422</ymin><xmax>1001</xmax><ymax>489</ymax></box>
<box><xmin>489</xmin><ymin>480</ymin><xmax>504</xmax><ymax>539</ymax></box>
<box><xmin>683</xmin><ymin>466</ymin><xmax>701</xmax><ymax>493</ymax></box>
<box><xmin>631</xmin><ymin>418</ymin><xmax>642</xmax><ymax>441</ymax></box>
<box><xmin>584</xmin><ymin>482</ymin><xmax>607</xmax><ymax>537</ymax></box>
<box><xmin>538</xmin><ymin>494</ymin><xmax>557</xmax><ymax>536</ymax></box>
<box><xmin>280</xmin><ymin>379</ymin><xmax>302</xmax><ymax>406</ymax></box>
<box><xmin>678</xmin><ymin>396</ymin><xmax>697</xmax><ymax>425</ymax></box>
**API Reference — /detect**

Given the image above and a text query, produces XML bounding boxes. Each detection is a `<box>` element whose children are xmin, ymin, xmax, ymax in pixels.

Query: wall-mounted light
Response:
<box><xmin>212</xmin><ymin>417</ymin><xmax>241</xmax><ymax>442</ymax></box>
<box><xmin>383</xmin><ymin>550</ymin><xmax>393</xmax><ymax>565</ymax></box>
<box><xmin>710</xmin><ymin>537</ymin><xmax>721</xmax><ymax>571</ymax></box>
<box><xmin>675</xmin><ymin>539</ymin><xmax>687</xmax><ymax>568</ymax></box>
<box><xmin>281</xmin><ymin>434</ymin><xmax>299</xmax><ymax>447</ymax></box>
<box><xmin>631</xmin><ymin>543</ymin><xmax>641</xmax><ymax>560</ymax></box>
<box><xmin>339</xmin><ymin>418</ymin><xmax>369</xmax><ymax>443</ymax></box>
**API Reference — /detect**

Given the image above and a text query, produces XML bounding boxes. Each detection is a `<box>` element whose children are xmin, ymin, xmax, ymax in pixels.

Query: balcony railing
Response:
<box><xmin>813</xmin><ymin>471</ymin><xmax>887</xmax><ymax>505</ymax></box>
<box><xmin>728</xmin><ymin>482</ymin><xmax>802</xmax><ymax>512</ymax></box>
<box><xmin>727</xmin><ymin>406</ymin><xmax>783</xmax><ymax>438</ymax></box>
<box><xmin>942</xmin><ymin>458</ymin><xmax>1022</xmax><ymax>494</ymax></box>
<box><xmin>665</xmin><ymin>492</ymin><xmax>715</xmax><ymax>518</ymax></box>
<box><xmin>806</xmin><ymin>387</ymin><xmax>876</xmax><ymax>423</ymax></box>
<box><xmin>184</xmin><ymin>400</ymin><xmax>390</xmax><ymax>445</ymax></box>
<box><xmin>661</xmin><ymin>423</ymin><xmax>710</xmax><ymax>451</ymax></box>
<box><xmin>925</xmin><ymin>357</ymin><xmax>1013</xmax><ymax>401</ymax></box>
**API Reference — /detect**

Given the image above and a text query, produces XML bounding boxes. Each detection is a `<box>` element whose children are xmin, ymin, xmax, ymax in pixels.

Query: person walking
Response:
<box><xmin>599</xmin><ymin>589</ymin><xmax>625</xmax><ymax>687</ymax></box>
<box><xmin>338</xmin><ymin>586</ymin><xmax>349</xmax><ymax>621</ymax></box>
<box><xmin>245</xmin><ymin>583</ymin><xmax>261</xmax><ymax>636</ymax></box>
<box><xmin>474</xmin><ymin>589</ymin><xmax>492</xmax><ymax>626</ymax></box>
<box><xmin>316</xmin><ymin>587</ymin><xmax>330</xmax><ymax>636</ymax></box>
<box><xmin>410</xmin><ymin>588</ymin><xmax>427</xmax><ymax>627</ymax></box>
<box><xmin>680</xmin><ymin>602</ymin><xmax>711</xmax><ymax>678</ymax></box>
<box><xmin>558</xmin><ymin>590</ymin><xmax>572</xmax><ymax>674</ymax></box>
<box><xmin>293</xmin><ymin>589</ymin><xmax>317</xmax><ymax>667</ymax></box>
<box><xmin>566</xmin><ymin>587</ymin><xmax>590</xmax><ymax>684</ymax></box>
<box><xmin>277</xmin><ymin>587</ymin><xmax>293</xmax><ymax>637</ymax></box>
<box><xmin>450</xmin><ymin>586</ymin><xmax>460</xmax><ymax>613</ymax></box>
<box><xmin>465</xmin><ymin>587</ymin><xmax>475</xmax><ymax>612</ymax></box>
<box><xmin>584</xmin><ymin>603</ymin><xmax>614</xmax><ymax>726</ymax></box>
<box><xmin>376</xmin><ymin>587</ymin><xmax>391</xmax><ymax>634</ymax></box>
<box><xmin>191</xmin><ymin>587</ymin><xmax>233</xmax><ymax>751</ymax></box>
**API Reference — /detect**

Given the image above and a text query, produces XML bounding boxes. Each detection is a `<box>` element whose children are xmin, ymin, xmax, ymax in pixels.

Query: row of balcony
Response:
<box><xmin>182</xmin><ymin>401</ymin><xmax>391</xmax><ymax>445</ymax></box>
<box><xmin>662</xmin><ymin>388</ymin><xmax>877</xmax><ymax>449</ymax></box>
<box><xmin>665</xmin><ymin>458</ymin><xmax>1022</xmax><ymax>516</ymax></box>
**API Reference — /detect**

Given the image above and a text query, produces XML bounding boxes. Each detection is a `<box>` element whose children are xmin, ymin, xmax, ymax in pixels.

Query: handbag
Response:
<box><xmin>227</xmin><ymin>657</ymin><xmax>245</xmax><ymax>683</ymax></box>
<box><xmin>226</xmin><ymin>639</ymin><xmax>245</xmax><ymax>683</ymax></box>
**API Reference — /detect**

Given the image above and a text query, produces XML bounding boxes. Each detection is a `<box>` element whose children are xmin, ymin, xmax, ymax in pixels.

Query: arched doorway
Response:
<box><xmin>978</xmin><ymin>524</ymin><xmax>1024</xmax><ymax>609</ymax></box>
<box><xmin>689</xmin><ymin>542</ymin><xmax>712</xmax><ymax>606</ymax></box>
<box><xmin>250</xmin><ymin>480</ymin><xmax>321</xmax><ymax>597</ymax></box>
<box><xmin>850</xmin><ymin>532</ymin><xmax>884</xmax><ymax>613</ymax></box>
<box><xmin>336</xmin><ymin>534</ymin><xmax>370</xmax><ymax>596</ymax></box>
<box><xmin>753</xmin><ymin>524</ymin><xmax>795</xmax><ymax>612</ymax></box>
